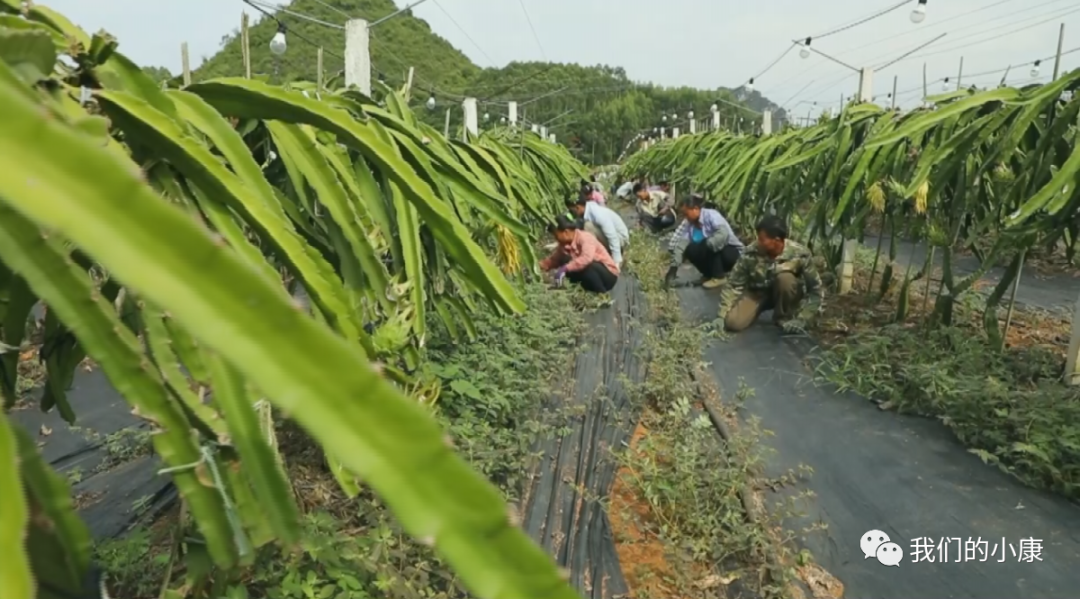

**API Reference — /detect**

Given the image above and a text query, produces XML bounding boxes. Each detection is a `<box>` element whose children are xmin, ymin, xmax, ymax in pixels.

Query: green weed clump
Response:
<box><xmin>816</xmin><ymin>321</ymin><xmax>1080</xmax><ymax>500</ymax></box>
<box><xmin>613</xmin><ymin>231</ymin><xmax>807</xmax><ymax>599</ymax></box>
<box><xmin>97</xmin><ymin>281</ymin><xmax>581</xmax><ymax>599</ymax></box>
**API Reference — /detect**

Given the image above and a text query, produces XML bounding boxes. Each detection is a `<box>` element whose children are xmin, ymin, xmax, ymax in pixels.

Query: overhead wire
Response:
<box><xmin>764</xmin><ymin>0</ymin><xmax>1071</xmax><ymax>105</ymax></box>
<box><xmin>241</xmin><ymin>0</ymin><xmax>345</xmax><ymax>59</ymax></box>
<box><xmin>901</xmin><ymin>5</ymin><xmax>1080</xmax><ymax>61</ymax></box>
<box><xmin>809</xmin><ymin>0</ymin><xmax>911</xmax><ymax>40</ymax></box>
<box><xmin>825</xmin><ymin>0</ymin><xmax>1062</xmax><ymax>61</ymax></box>
<box><xmin>431</xmin><ymin>0</ymin><xmax>498</xmax><ymax>66</ymax></box>
<box><xmin>514</xmin><ymin>0</ymin><xmax>548</xmax><ymax>60</ymax></box>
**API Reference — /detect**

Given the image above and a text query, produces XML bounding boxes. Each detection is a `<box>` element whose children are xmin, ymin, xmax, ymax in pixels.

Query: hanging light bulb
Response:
<box><xmin>800</xmin><ymin>37</ymin><xmax>812</xmax><ymax>59</ymax></box>
<box><xmin>688</xmin><ymin>110</ymin><xmax>694</xmax><ymax>120</ymax></box>
<box><xmin>1030</xmin><ymin>59</ymin><xmax>1042</xmax><ymax>78</ymax></box>
<box><xmin>484</xmin><ymin>112</ymin><xmax>490</xmax><ymax>121</ymax></box>
<box><xmin>910</xmin><ymin>0</ymin><xmax>927</xmax><ymax>24</ymax></box>
<box><xmin>747</xmin><ymin>77</ymin><xmax>755</xmax><ymax>92</ymax></box>
<box><xmin>425</xmin><ymin>92</ymin><xmax>436</xmax><ymax>110</ymax></box>
<box><xmin>671</xmin><ymin>113</ymin><xmax>678</xmax><ymax>121</ymax></box>
<box><xmin>710</xmin><ymin>103</ymin><xmax>719</xmax><ymax>113</ymax></box>
<box><xmin>269</xmin><ymin>24</ymin><xmax>288</xmax><ymax>56</ymax></box>
<box><xmin>500</xmin><ymin>116</ymin><xmax>507</xmax><ymax>124</ymax></box>
<box><xmin>662</xmin><ymin>115</ymin><xmax>667</xmax><ymax>122</ymax></box>
<box><xmin>942</xmin><ymin>77</ymin><xmax>950</xmax><ymax>91</ymax></box>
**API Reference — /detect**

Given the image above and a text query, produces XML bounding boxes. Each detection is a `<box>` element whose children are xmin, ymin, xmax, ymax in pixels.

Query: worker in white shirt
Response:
<box><xmin>566</xmin><ymin>197</ymin><xmax>631</xmax><ymax>267</ymax></box>
<box><xmin>615</xmin><ymin>180</ymin><xmax>635</xmax><ymax>202</ymax></box>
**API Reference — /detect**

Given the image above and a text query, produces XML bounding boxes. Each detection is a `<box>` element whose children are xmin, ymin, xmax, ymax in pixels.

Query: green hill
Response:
<box><xmin>152</xmin><ymin>0</ymin><xmax>787</xmax><ymax>165</ymax></box>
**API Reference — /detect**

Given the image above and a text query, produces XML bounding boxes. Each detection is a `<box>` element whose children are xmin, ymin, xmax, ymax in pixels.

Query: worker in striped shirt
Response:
<box><xmin>566</xmin><ymin>197</ymin><xmax>630</xmax><ymax>268</ymax></box>
<box><xmin>664</xmin><ymin>195</ymin><xmax>744</xmax><ymax>289</ymax></box>
<box><xmin>540</xmin><ymin>215</ymin><xmax>620</xmax><ymax>293</ymax></box>
<box><xmin>634</xmin><ymin>183</ymin><xmax>676</xmax><ymax>232</ymax></box>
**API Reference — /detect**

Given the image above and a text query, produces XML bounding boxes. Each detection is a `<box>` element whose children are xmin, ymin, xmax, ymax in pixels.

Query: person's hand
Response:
<box><xmin>553</xmin><ymin>266</ymin><xmax>568</xmax><ymax>287</ymax></box>
<box><xmin>780</xmin><ymin>318</ymin><xmax>806</xmax><ymax>335</ymax></box>
<box><xmin>705</xmin><ymin>235</ymin><xmax>724</xmax><ymax>251</ymax></box>
<box><xmin>664</xmin><ymin>266</ymin><xmax>678</xmax><ymax>288</ymax></box>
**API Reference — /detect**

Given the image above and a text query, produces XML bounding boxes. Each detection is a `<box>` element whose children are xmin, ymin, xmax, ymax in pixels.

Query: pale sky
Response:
<box><xmin>43</xmin><ymin>0</ymin><xmax>1080</xmax><ymax>114</ymax></box>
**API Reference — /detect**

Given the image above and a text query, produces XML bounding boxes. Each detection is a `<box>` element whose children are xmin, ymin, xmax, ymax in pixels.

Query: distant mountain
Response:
<box><xmin>157</xmin><ymin>0</ymin><xmax>786</xmax><ymax>164</ymax></box>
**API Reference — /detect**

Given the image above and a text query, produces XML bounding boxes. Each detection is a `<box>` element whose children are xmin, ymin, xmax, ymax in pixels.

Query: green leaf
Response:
<box><xmin>0</xmin><ymin>29</ymin><xmax>56</xmax><ymax>84</ymax></box>
<box><xmin>0</xmin><ymin>413</ymin><xmax>33</xmax><ymax>599</ymax></box>
<box><xmin>0</xmin><ymin>67</ymin><xmax>579</xmax><ymax>599</ymax></box>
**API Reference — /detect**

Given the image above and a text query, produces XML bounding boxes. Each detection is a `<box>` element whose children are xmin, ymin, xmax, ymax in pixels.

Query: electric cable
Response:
<box><xmin>431</xmin><ymin>0</ymin><xmax>498</xmax><ymax>66</ymax></box>
<box><xmin>515</xmin><ymin>0</ymin><xmax>548</xmax><ymax>60</ymax></box>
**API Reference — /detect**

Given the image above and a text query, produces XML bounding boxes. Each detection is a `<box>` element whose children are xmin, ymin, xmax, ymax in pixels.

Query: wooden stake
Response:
<box><xmin>317</xmin><ymin>47</ymin><xmax>324</xmax><ymax>91</ymax></box>
<box><xmin>241</xmin><ymin>12</ymin><xmax>251</xmax><ymax>78</ymax></box>
<box><xmin>181</xmin><ymin>42</ymin><xmax>191</xmax><ymax>87</ymax></box>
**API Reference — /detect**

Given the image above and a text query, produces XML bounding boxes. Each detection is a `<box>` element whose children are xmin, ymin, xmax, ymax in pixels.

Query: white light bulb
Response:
<box><xmin>800</xmin><ymin>46</ymin><xmax>810</xmax><ymax>59</ymax></box>
<box><xmin>269</xmin><ymin>30</ymin><xmax>287</xmax><ymax>56</ymax></box>
<box><xmin>942</xmin><ymin>79</ymin><xmax>950</xmax><ymax>91</ymax></box>
<box><xmin>747</xmin><ymin>79</ymin><xmax>755</xmax><ymax>92</ymax></box>
<box><xmin>1030</xmin><ymin>62</ymin><xmax>1041</xmax><ymax>78</ymax></box>
<box><xmin>425</xmin><ymin>95</ymin><xmax>436</xmax><ymax>110</ymax></box>
<box><xmin>688</xmin><ymin>111</ymin><xmax>694</xmax><ymax>119</ymax></box>
<box><xmin>910</xmin><ymin>3</ymin><xmax>927</xmax><ymax>23</ymax></box>
<box><xmin>484</xmin><ymin>112</ymin><xmax>490</xmax><ymax>121</ymax></box>
<box><xmin>662</xmin><ymin>115</ymin><xmax>667</xmax><ymax>122</ymax></box>
<box><xmin>710</xmin><ymin>104</ymin><xmax>718</xmax><ymax>113</ymax></box>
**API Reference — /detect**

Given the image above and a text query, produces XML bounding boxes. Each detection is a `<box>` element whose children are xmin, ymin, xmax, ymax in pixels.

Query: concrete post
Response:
<box><xmin>508</xmin><ymin>101</ymin><xmax>518</xmax><ymax>126</ymax></box>
<box><xmin>838</xmin><ymin>67</ymin><xmax>875</xmax><ymax>295</ymax></box>
<box><xmin>762</xmin><ymin>109</ymin><xmax>773</xmax><ymax>135</ymax></box>
<box><xmin>1066</xmin><ymin>298</ymin><xmax>1080</xmax><ymax>385</ymax></box>
<box><xmin>344</xmin><ymin>19</ymin><xmax>371</xmax><ymax>96</ymax></box>
<box><xmin>462</xmin><ymin>97</ymin><xmax>478</xmax><ymax>140</ymax></box>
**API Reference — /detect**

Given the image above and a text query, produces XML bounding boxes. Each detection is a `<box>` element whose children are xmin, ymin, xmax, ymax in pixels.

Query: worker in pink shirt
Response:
<box><xmin>539</xmin><ymin>215</ymin><xmax>620</xmax><ymax>293</ymax></box>
<box><xmin>580</xmin><ymin>180</ymin><xmax>606</xmax><ymax>206</ymax></box>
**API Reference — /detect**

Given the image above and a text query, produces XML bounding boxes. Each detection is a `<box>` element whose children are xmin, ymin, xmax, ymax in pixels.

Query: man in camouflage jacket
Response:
<box><xmin>719</xmin><ymin>215</ymin><xmax>824</xmax><ymax>334</ymax></box>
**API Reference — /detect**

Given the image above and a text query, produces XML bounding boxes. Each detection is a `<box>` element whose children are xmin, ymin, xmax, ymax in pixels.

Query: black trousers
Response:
<box><xmin>684</xmin><ymin>242</ymin><xmax>741</xmax><ymax>279</ymax></box>
<box><xmin>567</xmin><ymin>262</ymin><xmax>619</xmax><ymax>293</ymax></box>
<box><xmin>641</xmin><ymin>212</ymin><xmax>676</xmax><ymax>232</ymax></box>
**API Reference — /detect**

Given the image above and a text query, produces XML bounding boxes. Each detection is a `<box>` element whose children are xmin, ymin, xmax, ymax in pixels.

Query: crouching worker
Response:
<box><xmin>634</xmin><ymin>183</ymin><xmax>676</xmax><ymax>232</ymax></box>
<box><xmin>664</xmin><ymin>195</ymin><xmax>743</xmax><ymax>289</ymax></box>
<box><xmin>566</xmin><ymin>197</ymin><xmax>630</xmax><ymax>268</ymax></box>
<box><xmin>540</xmin><ymin>215</ymin><xmax>620</xmax><ymax>293</ymax></box>
<box><xmin>719</xmin><ymin>215</ymin><xmax>824</xmax><ymax>334</ymax></box>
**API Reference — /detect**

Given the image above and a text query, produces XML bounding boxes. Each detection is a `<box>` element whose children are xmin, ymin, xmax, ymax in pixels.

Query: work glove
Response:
<box><xmin>780</xmin><ymin>318</ymin><xmax>807</xmax><ymax>335</ymax></box>
<box><xmin>553</xmin><ymin>266</ymin><xmax>568</xmax><ymax>287</ymax></box>
<box><xmin>663</xmin><ymin>266</ymin><xmax>678</xmax><ymax>289</ymax></box>
<box><xmin>705</xmin><ymin>234</ymin><xmax>725</xmax><ymax>252</ymax></box>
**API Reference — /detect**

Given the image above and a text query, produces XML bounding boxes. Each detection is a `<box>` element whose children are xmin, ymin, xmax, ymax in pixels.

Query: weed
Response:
<box><xmin>610</xmin><ymin>230</ymin><xmax>809</xmax><ymax>598</ymax></box>
<box><xmin>94</xmin><ymin>528</ymin><xmax>171</xmax><ymax>598</ymax></box>
<box><xmin>812</xmin><ymin>253</ymin><xmax>1080</xmax><ymax>500</ymax></box>
<box><xmin>101</xmin><ymin>281</ymin><xmax>584</xmax><ymax>598</ymax></box>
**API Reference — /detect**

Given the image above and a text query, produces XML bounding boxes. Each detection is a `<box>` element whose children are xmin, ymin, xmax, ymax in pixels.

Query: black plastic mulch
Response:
<box><xmin>9</xmin><ymin>366</ymin><xmax>176</xmax><ymax>540</ymax></box>
<box><xmin>520</xmin><ymin>277</ymin><xmax>647</xmax><ymax>598</ymax></box>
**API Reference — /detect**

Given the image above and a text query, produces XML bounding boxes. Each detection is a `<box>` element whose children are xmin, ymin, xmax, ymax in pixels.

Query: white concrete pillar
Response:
<box><xmin>462</xmin><ymin>97</ymin><xmax>478</xmax><ymax>139</ymax></box>
<box><xmin>762</xmin><ymin>109</ymin><xmax>773</xmax><ymax>135</ymax></box>
<box><xmin>1065</xmin><ymin>296</ymin><xmax>1080</xmax><ymax>385</ymax></box>
<box><xmin>858</xmin><ymin>67</ymin><xmax>874</xmax><ymax>102</ymax></box>
<box><xmin>344</xmin><ymin>19</ymin><xmax>371</xmax><ymax>96</ymax></box>
<box><xmin>672</xmin><ymin>127</ymin><xmax>680</xmax><ymax>138</ymax></box>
